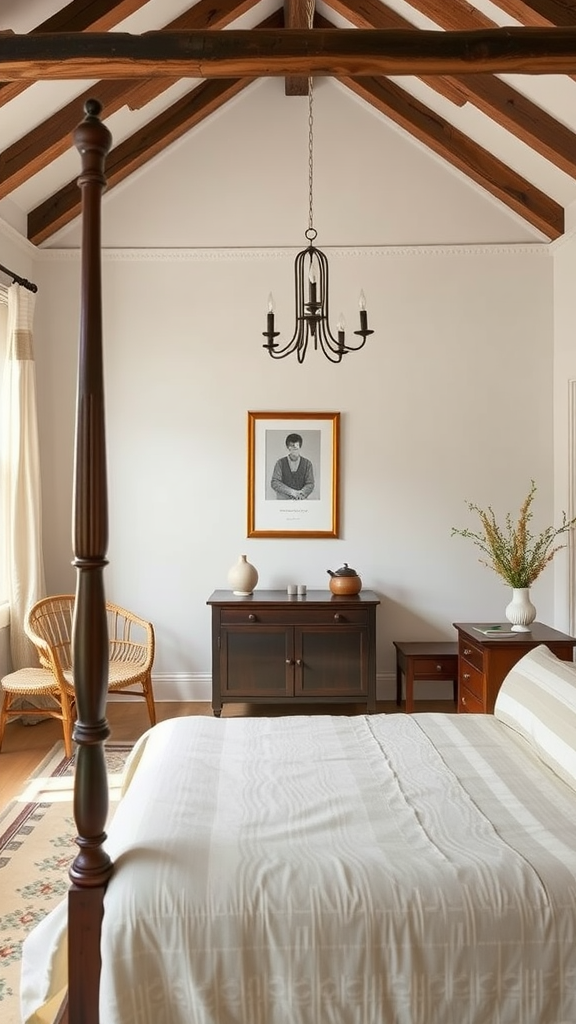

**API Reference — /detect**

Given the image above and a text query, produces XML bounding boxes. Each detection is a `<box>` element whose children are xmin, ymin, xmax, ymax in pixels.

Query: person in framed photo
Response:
<box><xmin>270</xmin><ymin>432</ymin><xmax>316</xmax><ymax>500</ymax></box>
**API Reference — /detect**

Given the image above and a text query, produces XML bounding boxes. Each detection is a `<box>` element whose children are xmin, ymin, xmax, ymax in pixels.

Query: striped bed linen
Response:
<box><xmin>22</xmin><ymin>710</ymin><xmax>576</xmax><ymax>1024</ymax></box>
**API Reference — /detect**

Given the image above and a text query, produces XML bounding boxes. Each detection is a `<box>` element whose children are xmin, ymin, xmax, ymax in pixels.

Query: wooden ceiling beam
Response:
<box><xmin>0</xmin><ymin>1</ymin><xmax>275</xmax><ymax>201</ymax></box>
<box><xmin>341</xmin><ymin>75</ymin><xmax>564</xmax><ymax>239</ymax></box>
<box><xmin>28</xmin><ymin>77</ymin><xmax>254</xmax><ymax>246</ymax></box>
<box><xmin>486</xmin><ymin>0</ymin><xmax>576</xmax><ymax>26</ymax></box>
<box><xmin>2</xmin><ymin>28</ymin><xmax>576</xmax><ymax>79</ymax></box>
<box><xmin>395</xmin><ymin>0</ymin><xmax>576</xmax><ymax>82</ymax></box>
<box><xmin>0</xmin><ymin>0</ymin><xmax>150</xmax><ymax>108</ymax></box>
<box><xmin>285</xmin><ymin>0</ymin><xmax>312</xmax><ymax>96</ymax></box>
<box><xmin>320</xmin><ymin>4</ymin><xmax>469</xmax><ymax>107</ymax></box>
<box><xmin>328</xmin><ymin>0</ymin><xmax>576</xmax><ymax>178</ymax></box>
<box><xmin>324</xmin><ymin>1</ymin><xmax>576</xmax><ymax>178</ymax></box>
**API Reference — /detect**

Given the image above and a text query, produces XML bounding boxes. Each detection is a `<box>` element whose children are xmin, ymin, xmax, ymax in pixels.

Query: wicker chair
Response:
<box><xmin>0</xmin><ymin>665</ymin><xmax>77</xmax><ymax>756</ymax></box>
<box><xmin>25</xmin><ymin>595</ymin><xmax>157</xmax><ymax>736</ymax></box>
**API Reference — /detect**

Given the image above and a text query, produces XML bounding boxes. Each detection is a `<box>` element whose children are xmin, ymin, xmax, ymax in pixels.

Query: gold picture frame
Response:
<box><xmin>247</xmin><ymin>411</ymin><xmax>340</xmax><ymax>539</ymax></box>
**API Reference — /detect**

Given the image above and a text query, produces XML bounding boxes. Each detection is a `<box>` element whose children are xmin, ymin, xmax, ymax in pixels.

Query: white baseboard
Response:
<box><xmin>109</xmin><ymin>672</ymin><xmax>455</xmax><ymax>704</ymax></box>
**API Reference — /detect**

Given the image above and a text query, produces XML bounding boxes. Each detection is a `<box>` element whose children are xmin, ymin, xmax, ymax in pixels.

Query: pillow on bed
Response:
<box><xmin>494</xmin><ymin>643</ymin><xmax>576</xmax><ymax>789</ymax></box>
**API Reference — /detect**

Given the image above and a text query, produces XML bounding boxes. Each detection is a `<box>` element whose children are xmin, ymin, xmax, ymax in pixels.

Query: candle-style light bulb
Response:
<box><xmin>358</xmin><ymin>290</ymin><xmax>368</xmax><ymax>331</ymax></box>
<box><xmin>266</xmin><ymin>292</ymin><xmax>275</xmax><ymax>337</ymax></box>
<box><xmin>337</xmin><ymin>313</ymin><xmax>346</xmax><ymax>351</ymax></box>
<box><xmin>308</xmin><ymin>262</ymin><xmax>317</xmax><ymax>306</ymax></box>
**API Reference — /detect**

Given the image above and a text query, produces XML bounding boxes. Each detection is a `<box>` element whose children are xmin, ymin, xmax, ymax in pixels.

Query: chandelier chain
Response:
<box><xmin>307</xmin><ymin>0</ymin><xmax>315</xmax><ymax>236</ymax></box>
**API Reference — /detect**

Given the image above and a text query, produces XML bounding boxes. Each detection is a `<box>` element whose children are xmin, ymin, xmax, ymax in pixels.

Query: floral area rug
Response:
<box><xmin>0</xmin><ymin>741</ymin><xmax>132</xmax><ymax>1024</ymax></box>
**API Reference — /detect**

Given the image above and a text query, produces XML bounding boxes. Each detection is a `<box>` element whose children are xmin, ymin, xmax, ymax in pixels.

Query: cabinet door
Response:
<box><xmin>294</xmin><ymin>626</ymin><xmax>368</xmax><ymax>698</ymax></box>
<box><xmin>220</xmin><ymin>626</ymin><xmax>291</xmax><ymax>697</ymax></box>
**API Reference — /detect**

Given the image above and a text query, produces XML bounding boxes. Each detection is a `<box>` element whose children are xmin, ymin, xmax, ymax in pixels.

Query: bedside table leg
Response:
<box><xmin>405</xmin><ymin>663</ymin><xmax>415</xmax><ymax>714</ymax></box>
<box><xmin>396</xmin><ymin>661</ymin><xmax>403</xmax><ymax>707</ymax></box>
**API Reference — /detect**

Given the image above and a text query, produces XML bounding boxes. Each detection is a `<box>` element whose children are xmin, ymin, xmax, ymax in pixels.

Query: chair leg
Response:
<box><xmin>0</xmin><ymin>692</ymin><xmax>11</xmax><ymax>752</ymax></box>
<box><xmin>143</xmin><ymin>672</ymin><xmax>156</xmax><ymax>727</ymax></box>
<box><xmin>60</xmin><ymin>694</ymin><xmax>75</xmax><ymax>758</ymax></box>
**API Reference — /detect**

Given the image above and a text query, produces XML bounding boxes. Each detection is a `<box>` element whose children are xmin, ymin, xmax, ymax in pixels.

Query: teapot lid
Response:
<box><xmin>333</xmin><ymin>562</ymin><xmax>358</xmax><ymax>577</ymax></box>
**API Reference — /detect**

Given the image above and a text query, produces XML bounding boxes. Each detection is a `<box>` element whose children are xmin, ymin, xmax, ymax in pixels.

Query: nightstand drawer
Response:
<box><xmin>459</xmin><ymin>662</ymin><xmax>484</xmax><ymax>702</ymax></box>
<box><xmin>412</xmin><ymin>657</ymin><xmax>458</xmax><ymax>679</ymax></box>
<box><xmin>459</xmin><ymin>685</ymin><xmax>485</xmax><ymax>714</ymax></box>
<box><xmin>459</xmin><ymin>637</ymin><xmax>484</xmax><ymax>672</ymax></box>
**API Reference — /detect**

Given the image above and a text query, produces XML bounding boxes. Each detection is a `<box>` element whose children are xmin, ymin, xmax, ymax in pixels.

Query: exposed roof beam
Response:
<box><xmin>321</xmin><ymin>3</ymin><xmax>469</xmax><ymax>107</ymax></box>
<box><xmin>487</xmin><ymin>0</ymin><xmax>576</xmax><ymax>26</ymax></box>
<box><xmin>395</xmin><ymin>0</ymin><xmax>576</xmax><ymax>82</ymax></box>
<box><xmin>341</xmin><ymin>74</ymin><xmax>564</xmax><ymax>239</ymax></box>
<box><xmin>0</xmin><ymin>0</ymin><xmax>149</xmax><ymax>107</ymax></box>
<box><xmin>328</xmin><ymin>1</ymin><xmax>576</xmax><ymax>178</ymax></box>
<box><xmin>0</xmin><ymin>0</ymin><xmax>274</xmax><ymax>201</ymax></box>
<box><xmin>285</xmin><ymin>0</ymin><xmax>311</xmax><ymax>95</ymax></box>
<box><xmin>2</xmin><ymin>28</ymin><xmax>576</xmax><ymax>79</ymax></box>
<box><xmin>28</xmin><ymin>77</ymin><xmax>254</xmax><ymax>246</ymax></box>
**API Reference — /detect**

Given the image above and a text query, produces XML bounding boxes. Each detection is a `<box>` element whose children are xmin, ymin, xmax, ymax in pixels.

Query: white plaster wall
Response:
<box><xmin>551</xmin><ymin>213</ymin><xmax>576</xmax><ymax>636</ymax></box>
<box><xmin>31</xmin><ymin>243</ymin><xmax>555</xmax><ymax>699</ymax></box>
<box><xmin>5</xmin><ymin>75</ymin><xmax>563</xmax><ymax>700</ymax></box>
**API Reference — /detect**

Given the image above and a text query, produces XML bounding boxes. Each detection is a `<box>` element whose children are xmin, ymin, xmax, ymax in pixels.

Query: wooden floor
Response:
<box><xmin>0</xmin><ymin>697</ymin><xmax>456</xmax><ymax>808</ymax></box>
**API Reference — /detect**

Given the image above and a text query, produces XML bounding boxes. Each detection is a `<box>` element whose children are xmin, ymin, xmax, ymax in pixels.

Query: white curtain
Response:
<box><xmin>0</xmin><ymin>283</ymin><xmax>46</xmax><ymax>670</ymax></box>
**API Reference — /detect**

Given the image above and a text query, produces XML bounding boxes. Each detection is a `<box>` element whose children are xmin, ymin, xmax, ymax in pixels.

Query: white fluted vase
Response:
<box><xmin>505</xmin><ymin>587</ymin><xmax>536</xmax><ymax>632</ymax></box>
<box><xmin>227</xmin><ymin>554</ymin><xmax>258</xmax><ymax>596</ymax></box>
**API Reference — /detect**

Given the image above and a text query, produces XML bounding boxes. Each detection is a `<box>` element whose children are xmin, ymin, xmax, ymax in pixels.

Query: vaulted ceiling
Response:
<box><xmin>1</xmin><ymin>0</ymin><xmax>576</xmax><ymax>246</ymax></box>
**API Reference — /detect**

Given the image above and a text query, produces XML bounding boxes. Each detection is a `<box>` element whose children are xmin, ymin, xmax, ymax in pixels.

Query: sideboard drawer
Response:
<box><xmin>459</xmin><ymin>637</ymin><xmax>484</xmax><ymax>672</ymax></box>
<box><xmin>219</xmin><ymin>607</ymin><xmax>368</xmax><ymax>626</ymax></box>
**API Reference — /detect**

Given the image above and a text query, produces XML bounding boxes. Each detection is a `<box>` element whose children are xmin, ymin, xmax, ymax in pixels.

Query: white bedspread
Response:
<box><xmin>22</xmin><ymin>712</ymin><xmax>576</xmax><ymax>1024</ymax></box>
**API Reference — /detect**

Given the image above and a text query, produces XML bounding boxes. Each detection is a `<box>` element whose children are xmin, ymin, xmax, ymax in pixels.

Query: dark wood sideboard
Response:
<box><xmin>207</xmin><ymin>590</ymin><xmax>380</xmax><ymax>716</ymax></box>
<box><xmin>453</xmin><ymin>621</ymin><xmax>576</xmax><ymax>714</ymax></box>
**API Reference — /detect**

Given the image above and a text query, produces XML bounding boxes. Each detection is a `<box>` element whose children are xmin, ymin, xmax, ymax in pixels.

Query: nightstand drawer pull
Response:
<box><xmin>436</xmin><ymin>664</ymin><xmax>442</xmax><ymax>672</ymax></box>
<box><xmin>333</xmin><ymin>614</ymin><xmax>343</xmax><ymax>622</ymax></box>
<box><xmin>248</xmin><ymin>614</ymin><xmax>256</xmax><ymax>622</ymax></box>
<box><xmin>296</xmin><ymin>659</ymin><xmax>303</xmax><ymax>667</ymax></box>
<box><xmin>463</xmin><ymin>648</ymin><xmax>472</xmax><ymax>656</ymax></box>
<box><xmin>463</xmin><ymin>672</ymin><xmax>470</xmax><ymax>680</ymax></box>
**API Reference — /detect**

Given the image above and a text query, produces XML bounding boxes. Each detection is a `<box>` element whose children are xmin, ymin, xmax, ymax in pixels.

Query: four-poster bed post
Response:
<box><xmin>67</xmin><ymin>98</ymin><xmax>113</xmax><ymax>1024</ymax></box>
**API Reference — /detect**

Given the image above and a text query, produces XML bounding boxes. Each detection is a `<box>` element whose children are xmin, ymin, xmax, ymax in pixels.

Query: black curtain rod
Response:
<box><xmin>0</xmin><ymin>261</ymin><xmax>37</xmax><ymax>293</ymax></box>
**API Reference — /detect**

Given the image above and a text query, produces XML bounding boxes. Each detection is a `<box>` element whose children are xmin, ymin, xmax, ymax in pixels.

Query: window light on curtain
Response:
<box><xmin>0</xmin><ymin>282</ymin><xmax>46</xmax><ymax>670</ymax></box>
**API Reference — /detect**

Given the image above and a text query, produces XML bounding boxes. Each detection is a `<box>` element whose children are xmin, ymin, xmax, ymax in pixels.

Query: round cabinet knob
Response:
<box><xmin>461</xmin><ymin>695</ymin><xmax>467</xmax><ymax>706</ymax></box>
<box><xmin>248</xmin><ymin>614</ymin><xmax>256</xmax><ymax>622</ymax></box>
<box><xmin>333</xmin><ymin>614</ymin><xmax>343</xmax><ymax>622</ymax></box>
<box><xmin>463</xmin><ymin>648</ymin><xmax>471</xmax><ymax>656</ymax></box>
<box><xmin>285</xmin><ymin>658</ymin><xmax>293</xmax><ymax>665</ymax></box>
<box><xmin>463</xmin><ymin>672</ymin><xmax>470</xmax><ymax>680</ymax></box>
<box><xmin>435</xmin><ymin>664</ymin><xmax>442</xmax><ymax>672</ymax></box>
<box><xmin>296</xmin><ymin>659</ymin><xmax>303</xmax><ymax>667</ymax></box>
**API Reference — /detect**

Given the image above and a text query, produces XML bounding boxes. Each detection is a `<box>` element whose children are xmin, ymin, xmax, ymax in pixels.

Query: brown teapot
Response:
<box><xmin>327</xmin><ymin>563</ymin><xmax>362</xmax><ymax>596</ymax></box>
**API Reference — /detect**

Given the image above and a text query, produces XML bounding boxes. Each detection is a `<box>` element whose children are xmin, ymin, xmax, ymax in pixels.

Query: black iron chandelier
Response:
<box><xmin>262</xmin><ymin>12</ymin><xmax>373</xmax><ymax>364</ymax></box>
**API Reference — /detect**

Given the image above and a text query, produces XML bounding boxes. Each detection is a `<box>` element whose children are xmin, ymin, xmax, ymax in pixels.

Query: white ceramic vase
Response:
<box><xmin>505</xmin><ymin>587</ymin><xmax>536</xmax><ymax>632</ymax></box>
<box><xmin>227</xmin><ymin>554</ymin><xmax>258</xmax><ymax>596</ymax></box>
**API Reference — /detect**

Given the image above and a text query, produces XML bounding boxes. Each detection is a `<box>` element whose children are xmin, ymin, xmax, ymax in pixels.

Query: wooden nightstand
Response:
<box><xmin>393</xmin><ymin>641</ymin><xmax>458</xmax><ymax>713</ymax></box>
<box><xmin>453</xmin><ymin>622</ymin><xmax>576</xmax><ymax>714</ymax></box>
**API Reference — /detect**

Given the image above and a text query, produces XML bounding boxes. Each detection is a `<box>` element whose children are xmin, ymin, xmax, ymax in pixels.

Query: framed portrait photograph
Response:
<box><xmin>247</xmin><ymin>411</ymin><xmax>340</xmax><ymax>538</ymax></box>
